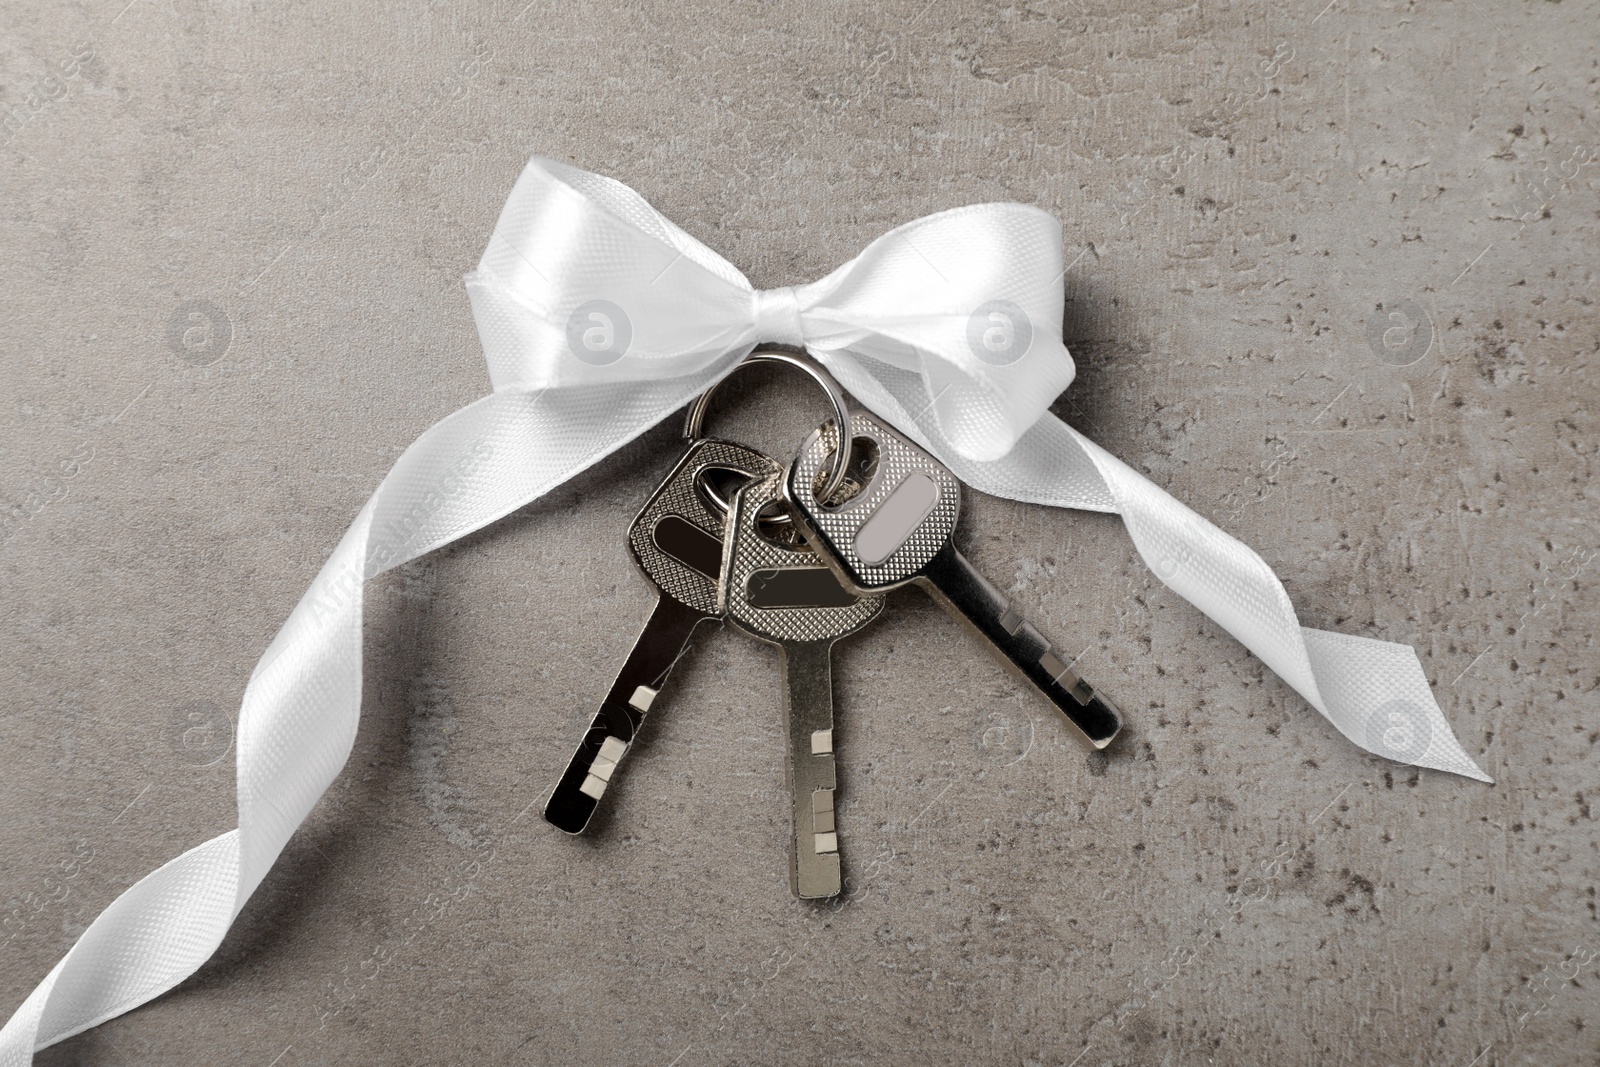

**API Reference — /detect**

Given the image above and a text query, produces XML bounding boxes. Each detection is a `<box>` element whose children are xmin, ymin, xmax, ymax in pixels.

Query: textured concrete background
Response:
<box><xmin>2</xmin><ymin>1</ymin><xmax>1596</xmax><ymax>1064</ymax></box>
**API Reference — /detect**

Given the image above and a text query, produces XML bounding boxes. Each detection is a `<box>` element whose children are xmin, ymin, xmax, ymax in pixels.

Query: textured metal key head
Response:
<box><xmin>628</xmin><ymin>439</ymin><xmax>781</xmax><ymax>614</ymax></box>
<box><xmin>783</xmin><ymin>410</ymin><xmax>962</xmax><ymax>593</ymax></box>
<box><xmin>720</xmin><ymin>472</ymin><xmax>884</xmax><ymax>643</ymax></box>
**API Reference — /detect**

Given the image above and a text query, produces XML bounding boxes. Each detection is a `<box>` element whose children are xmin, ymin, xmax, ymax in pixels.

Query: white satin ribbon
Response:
<box><xmin>1</xmin><ymin>157</ymin><xmax>1488</xmax><ymax>1062</ymax></box>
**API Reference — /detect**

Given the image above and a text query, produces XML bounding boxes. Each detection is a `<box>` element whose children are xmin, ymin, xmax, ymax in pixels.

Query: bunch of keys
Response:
<box><xmin>544</xmin><ymin>352</ymin><xmax>860</xmax><ymax>838</ymax></box>
<box><xmin>544</xmin><ymin>350</ymin><xmax>1123</xmax><ymax>899</ymax></box>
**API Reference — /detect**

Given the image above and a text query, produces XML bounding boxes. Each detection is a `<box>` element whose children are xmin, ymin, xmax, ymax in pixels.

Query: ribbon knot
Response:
<box><xmin>751</xmin><ymin>286</ymin><xmax>807</xmax><ymax>347</ymax></box>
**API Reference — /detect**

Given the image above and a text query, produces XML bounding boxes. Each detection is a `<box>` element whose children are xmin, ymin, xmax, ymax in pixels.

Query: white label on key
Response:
<box><xmin>853</xmin><ymin>472</ymin><xmax>939</xmax><ymax>565</ymax></box>
<box><xmin>811</xmin><ymin>729</ymin><xmax>833</xmax><ymax>755</ymax></box>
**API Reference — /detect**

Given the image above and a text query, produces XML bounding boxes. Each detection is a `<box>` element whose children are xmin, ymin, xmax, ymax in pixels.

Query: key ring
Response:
<box><xmin>683</xmin><ymin>347</ymin><xmax>853</xmax><ymax>504</ymax></box>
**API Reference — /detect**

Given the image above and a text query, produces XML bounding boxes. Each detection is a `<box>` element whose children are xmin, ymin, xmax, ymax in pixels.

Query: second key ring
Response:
<box><xmin>683</xmin><ymin>347</ymin><xmax>853</xmax><ymax>504</ymax></box>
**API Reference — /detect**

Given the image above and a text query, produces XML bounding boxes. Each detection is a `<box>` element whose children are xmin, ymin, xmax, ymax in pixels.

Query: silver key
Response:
<box><xmin>783</xmin><ymin>411</ymin><xmax>1123</xmax><ymax>750</ymax></box>
<box><xmin>544</xmin><ymin>438</ymin><xmax>780</xmax><ymax>835</ymax></box>
<box><xmin>720</xmin><ymin>471</ymin><xmax>884</xmax><ymax>899</ymax></box>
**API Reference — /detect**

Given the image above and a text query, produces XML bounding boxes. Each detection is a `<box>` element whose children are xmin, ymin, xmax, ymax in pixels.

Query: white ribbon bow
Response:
<box><xmin>0</xmin><ymin>157</ymin><xmax>1488</xmax><ymax>1062</ymax></box>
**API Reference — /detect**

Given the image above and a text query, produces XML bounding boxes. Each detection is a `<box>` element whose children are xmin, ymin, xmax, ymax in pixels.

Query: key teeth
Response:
<box><xmin>580</xmin><ymin>735</ymin><xmax>630</xmax><ymax>799</ymax></box>
<box><xmin>1039</xmin><ymin>647</ymin><xmax>1096</xmax><ymax>706</ymax></box>
<box><xmin>1038</xmin><ymin>649</ymin><xmax>1071</xmax><ymax>682</ymax></box>
<box><xmin>810</xmin><ymin>789</ymin><xmax>839</xmax><ymax>854</ymax></box>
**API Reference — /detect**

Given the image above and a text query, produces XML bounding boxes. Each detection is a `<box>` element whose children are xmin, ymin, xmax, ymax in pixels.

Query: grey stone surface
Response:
<box><xmin>2</xmin><ymin>2</ymin><xmax>1596</xmax><ymax>1064</ymax></box>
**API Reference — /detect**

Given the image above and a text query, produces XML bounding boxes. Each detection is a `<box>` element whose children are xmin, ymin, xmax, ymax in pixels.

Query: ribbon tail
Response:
<box><xmin>0</xmin><ymin>832</ymin><xmax>242</xmax><ymax>1063</ymax></box>
<box><xmin>907</xmin><ymin>405</ymin><xmax>1491</xmax><ymax>784</ymax></box>
<box><xmin>1</xmin><ymin>377</ymin><xmax>725</xmax><ymax>1062</ymax></box>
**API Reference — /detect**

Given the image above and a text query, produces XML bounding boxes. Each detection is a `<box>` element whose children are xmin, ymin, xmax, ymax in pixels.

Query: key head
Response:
<box><xmin>783</xmin><ymin>410</ymin><xmax>962</xmax><ymax>594</ymax></box>
<box><xmin>720</xmin><ymin>472</ymin><xmax>884</xmax><ymax>645</ymax></box>
<box><xmin>628</xmin><ymin>438</ymin><xmax>780</xmax><ymax>614</ymax></box>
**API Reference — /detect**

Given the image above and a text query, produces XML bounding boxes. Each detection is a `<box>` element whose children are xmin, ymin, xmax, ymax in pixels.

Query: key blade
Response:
<box><xmin>920</xmin><ymin>543</ymin><xmax>1122</xmax><ymax>749</ymax></box>
<box><xmin>782</xmin><ymin>640</ymin><xmax>843</xmax><ymax>899</ymax></box>
<box><xmin>785</xmin><ymin>412</ymin><xmax>1124</xmax><ymax>750</ymax></box>
<box><xmin>544</xmin><ymin>595</ymin><xmax>712</xmax><ymax>834</ymax></box>
<box><xmin>547</xmin><ymin>437</ymin><xmax>781</xmax><ymax>836</ymax></box>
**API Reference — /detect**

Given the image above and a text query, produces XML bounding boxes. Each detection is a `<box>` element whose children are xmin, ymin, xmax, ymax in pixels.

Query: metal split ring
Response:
<box><xmin>683</xmin><ymin>347</ymin><xmax>853</xmax><ymax>504</ymax></box>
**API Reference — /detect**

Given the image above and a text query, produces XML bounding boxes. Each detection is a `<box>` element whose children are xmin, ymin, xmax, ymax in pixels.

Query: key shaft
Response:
<box><xmin>919</xmin><ymin>542</ymin><xmax>1120</xmax><ymax>748</ymax></box>
<box><xmin>544</xmin><ymin>437</ymin><xmax>780</xmax><ymax>836</ymax></box>
<box><xmin>778</xmin><ymin>639</ymin><xmax>843</xmax><ymax>899</ymax></box>
<box><xmin>544</xmin><ymin>595</ymin><xmax>710</xmax><ymax>834</ymax></box>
